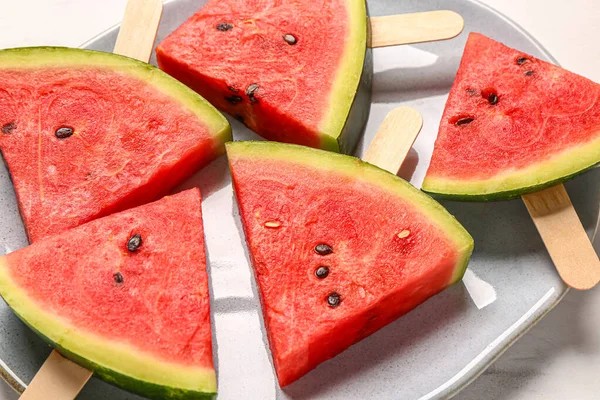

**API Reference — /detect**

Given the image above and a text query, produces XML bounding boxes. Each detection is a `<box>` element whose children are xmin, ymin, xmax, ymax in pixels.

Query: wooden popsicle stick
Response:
<box><xmin>522</xmin><ymin>184</ymin><xmax>600</xmax><ymax>290</ymax></box>
<box><xmin>363</xmin><ymin>106</ymin><xmax>423</xmax><ymax>173</ymax></box>
<box><xmin>19</xmin><ymin>1</ymin><xmax>163</xmax><ymax>399</ymax></box>
<box><xmin>19</xmin><ymin>352</ymin><xmax>91</xmax><ymax>400</ymax></box>
<box><xmin>113</xmin><ymin>0</ymin><xmax>163</xmax><ymax>60</ymax></box>
<box><xmin>368</xmin><ymin>10</ymin><xmax>464</xmax><ymax>48</ymax></box>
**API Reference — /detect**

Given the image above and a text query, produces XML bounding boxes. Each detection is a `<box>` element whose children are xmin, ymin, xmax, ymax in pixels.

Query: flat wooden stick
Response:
<box><xmin>113</xmin><ymin>0</ymin><xmax>163</xmax><ymax>60</ymax></box>
<box><xmin>369</xmin><ymin>10</ymin><xmax>464</xmax><ymax>48</ymax></box>
<box><xmin>19</xmin><ymin>352</ymin><xmax>91</xmax><ymax>400</ymax></box>
<box><xmin>363</xmin><ymin>107</ymin><xmax>423</xmax><ymax>173</ymax></box>
<box><xmin>20</xmin><ymin>1</ymin><xmax>163</xmax><ymax>399</ymax></box>
<box><xmin>522</xmin><ymin>184</ymin><xmax>600</xmax><ymax>290</ymax></box>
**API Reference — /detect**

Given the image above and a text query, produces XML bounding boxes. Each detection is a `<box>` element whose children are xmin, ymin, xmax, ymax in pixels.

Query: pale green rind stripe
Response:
<box><xmin>319</xmin><ymin>0</ymin><xmax>368</xmax><ymax>149</ymax></box>
<box><xmin>226</xmin><ymin>141</ymin><xmax>474</xmax><ymax>284</ymax></box>
<box><xmin>423</xmin><ymin>137</ymin><xmax>600</xmax><ymax>201</ymax></box>
<box><xmin>451</xmin><ymin>244</ymin><xmax>474</xmax><ymax>285</ymax></box>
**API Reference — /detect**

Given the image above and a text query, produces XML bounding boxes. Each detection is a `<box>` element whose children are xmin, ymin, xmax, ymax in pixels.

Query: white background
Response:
<box><xmin>0</xmin><ymin>0</ymin><xmax>599</xmax><ymax>399</ymax></box>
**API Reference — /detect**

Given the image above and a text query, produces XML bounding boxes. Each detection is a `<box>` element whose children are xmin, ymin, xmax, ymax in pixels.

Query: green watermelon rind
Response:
<box><xmin>15</xmin><ymin>312</ymin><xmax>216</xmax><ymax>400</ymax></box>
<box><xmin>422</xmin><ymin>139</ymin><xmax>600</xmax><ymax>201</ymax></box>
<box><xmin>0</xmin><ymin>46</ymin><xmax>232</xmax><ymax>148</ymax></box>
<box><xmin>327</xmin><ymin>47</ymin><xmax>372</xmax><ymax>154</ymax></box>
<box><xmin>319</xmin><ymin>0</ymin><xmax>371</xmax><ymax>154</ymax></box>
<box><xmin>0</xmin><ymin>262</ymin><xmax>217</xmax><ymax>400</ymax></box>
<box><xmin>226</xmin><ymin>141</ymin><xmax>474</xmax><ymax>285</ymax></box>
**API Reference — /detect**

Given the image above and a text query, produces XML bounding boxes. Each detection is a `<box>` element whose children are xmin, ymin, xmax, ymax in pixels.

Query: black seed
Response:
<box><xmin>327</xmin><ymin>292</ymin><xmax>341</xmax><ymax>308</ymax></box>
<box><xmin>113</xmin><ymin>272</ymin><xmax>124</xmax><ymax>284</ymax></box>
<box><xmin>2</xmin><ymin>122</ymin><xmax>15</xmax><ymax>134</ymax></box>
<box><xmin>216</xmin><ymin>22</ymin><xmax>233</xmax><ymax>32</ymax></box>
<box><xmin>246</xmin><ymin>83</ymin><xmax>259</xmax><ymax>103</ymax></box>
<box><xmin>227</xmin><ymin>86</ymin><xmax>239</xmax><ymax>92</ymax></box>
<box><xmin>487</xmin><ymin>93</ymin><xmax>498</xmax><ymax>105</ymax></box>
<box><xmin>225</xmin><ymin>95</ymin><xmax>243</xmax><ymax>105</ymax></box>
<box><xmin>524</xmin><ymin>70</ymin><xmax>535</xmax><ymax>76</ymax></box>
<box><xmin>235</xmin><ymin>114</ymin><xmax>245</xmax><ymax>123</ymax></box>
<box><xmin>466</xmin><ymin>88</ymin><xmax>477</xmax><ymax>96</ymax></box>
<box><xmin>315</xmin><ymin>266</ymin><xmax>329</xmax><ymax>279</ymax></box>
<box><xmin>283</xmin><ymin>34</ymin><xmax>297</xmax><ymax>45</ymax></box>
<box><xmin>55</xmin><ymin>127</ymin><xmax>73</xmax><ymax>139</ymax></box>
<box><xmin>517</xmin><ymin>57</ymin><xmax>528</xmax><ymax>65</ymax></box>
<box><xmin>455</xmin><ymin>117</ymin><xmax>474</xmax><ymax>126</ymax></box>
<box><xmin>315</xmin><ymin>243</ymin><xmax>333</xmax><ymax>255</ymax></box>
<box><xmin>127</xmin><ymin>233</ymin><xmax>142</xmax><ymax>252</ymax></box>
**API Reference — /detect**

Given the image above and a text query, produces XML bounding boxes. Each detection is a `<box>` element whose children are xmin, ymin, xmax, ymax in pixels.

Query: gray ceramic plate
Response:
<box><xmin>1</xmin><ymin>0</ymin><xmax>598</xmax><ymax>399</ymax></box>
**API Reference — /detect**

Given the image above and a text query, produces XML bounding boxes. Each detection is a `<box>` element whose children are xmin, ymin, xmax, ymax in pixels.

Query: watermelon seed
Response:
<box><xmin>517</xmin><ymin>57</ymin><xmax>528</xmax><ymax>65</ymax></box>
<box><xmin>524</xmin><ymin>70</ymin><xmax>535</xmax><ymax>76</ymax></box>
<box><xmin>397</xmin><ymin>230</ymin><xmax>410</xmax><ymax>239</ymax></box>
<box><xmin>315</xmin><ymin>244</ymin><xmax>333</xmax><ymax>255</ymax></box>
<box><xmin>113</xmin><ymin>272</ymin><xmax>124</xmax><ymax>284</ymax></box>
<box><xmin>1</xmin><ymin>122</ymin><xmax>15</xmax><ymax>134</ymax></box>
<box><xmin>487</xmin><ymin>93</ymin><xmax>498</xmax><ymax>105</ymax></box>
<box><xmin>227</xmin><ymin>86</ymin><xmax>239</xmax><ymax>92</ymax></box>
<box><xmin>283</xmin><ymin>34</ymin><xmax>297</xmax><ymax>45</ymax></box>
<box><xmin>315</xmin><ymin>266</ymin><xmax>329</xmax><ymax>279</ymax></box>
<box><xmin>455</xmin><ymin>117</ymin><xmax>474</xmax><ymax>126</ymax></box>
<box><xmin>225</xmin><ymin>95</ymin><xmax>243</xmax><ymax>105</ymax></box>
<box><xmin>55</xmin><ymin>127</ymin><xmax>74</xmax><ymax>139</ymax></box>
<box><xmin>327</xmin><ymin>293</ymin><xmax>341</xmax><ymax>308</ymax></box>
<box><xmin>216</xmin><ymin>22</ymin><xmax>233</xmax><ymax>32</ymax></box>
<box><xmin>127</xmin><ymin>233</ymin><xmax>142</xmax><ymax>252</ymax></box>
<box><xmin>264</xmin><ymin>221</ymin><xmax>281</xmax><ymax>228</ymax></box>
<box><xmin>246</xmin><ymin>84</ymin><xmax>259</xmax><ymax>103</ymax></box>
<box><xmin>466</xmin><ymin>89</ymin><xmax>477</xmax><ymax>96</ymax></box>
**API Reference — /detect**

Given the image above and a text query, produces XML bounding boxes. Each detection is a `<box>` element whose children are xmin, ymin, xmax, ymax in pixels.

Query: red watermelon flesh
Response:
<box><xmin>423</xmin><ymin>33</ymin><xmax>600</xmax><ymax>200</ymax></box>
<box><xmin>0</xmin><ymin>47</ymin><xmax>230</xmax><ymax>243</ymax></box>
<box><xmin>227</xmin><ymin>141</ymin><xmax>473</xmax><ymax>386</ymax></box>
<box><xmin>156</xmin><ymin>0</ymin><xmax>369</xmax><ymax>153</ymax></box>
<box><xmin>0</xmin><ymin>188</ymin><xmax>216</xmax><ymax>398</ymax></box>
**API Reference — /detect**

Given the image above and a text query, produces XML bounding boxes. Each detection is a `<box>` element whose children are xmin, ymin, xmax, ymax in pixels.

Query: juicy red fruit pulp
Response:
<box><xmin>229</xmin><ymin>152</ymin><xmax>463</xmax><ymax>386</ymax></box>
<box><xmin>0</xmin><ymin>66</ymin><xmax>218</xmax><ymax>242</ymax></box>
<box><xmin>157</xmin><ymin>0</ymin><xmax>350</xmax><ymax>148</ymax></box>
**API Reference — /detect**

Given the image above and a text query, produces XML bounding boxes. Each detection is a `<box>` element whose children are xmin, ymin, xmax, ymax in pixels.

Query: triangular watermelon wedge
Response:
<box><xmin>0</xmin><ymin>189</ymin><xmax>216</xmax><ymax>399</ymax></box>
<box><xmin>156</xmin><ymin>0</ymin><xmax>371</xmax><ymax>154</ymax></box>
<box><xmin>226</xmin><ymin>141</ymin><xmax>473</xmax><ymax>386</ymax></box>
<box><xmin>0</xmin><ymin>47</ymin><xmax>231</xmax><ymax>242</ymax></box>
<box><xmin>423</xmin><ymin>33</ymin><xmax>600</xmax><ymax>200</ymax></box>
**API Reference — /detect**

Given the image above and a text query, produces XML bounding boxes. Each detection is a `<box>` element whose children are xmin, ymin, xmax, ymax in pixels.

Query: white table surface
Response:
<box><xmin>0</xmin><ymin>1</ymin><xmax>599</xmax><ymax>399</ymax></box>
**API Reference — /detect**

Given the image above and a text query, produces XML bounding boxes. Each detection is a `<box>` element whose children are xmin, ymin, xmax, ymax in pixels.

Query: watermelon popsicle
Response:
<box><xmin>0</xmin><ymin>47</ymin><xmax>230</xmax><ymax>244</ymax></box>
<box><xmin>0</xmin><ymin>189</ymin><xmax>218</xmax><ymax>400</ymax></box>
<box><xmin>227</xmin><ymin>108</ymin><xmax>474</xmax><ymax>387</ymax></box>
<box><xmin>423</xmin><ymin>33</ymin><xmax>600</xmax><ymax>289</ymax></box>
<box><xmin>156</xmin><ymin>1</ymin><xmax>464</xmax><ymax>154</ymax></box>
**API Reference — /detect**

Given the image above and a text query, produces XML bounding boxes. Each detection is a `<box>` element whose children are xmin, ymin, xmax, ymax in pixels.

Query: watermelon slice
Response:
<box><xmin>156</xmin><ymin>0</ymin><xmax>371</xmax><ymax>154</ymax></box>
<box><xmin>0</xmin><ymin>188</ymin><xmax>216</xmax><ymax>399</ymax></box>
<box><xmin>226</xmin><ymin>141</ymin><xmax>474</xmax><ymax>386</ymax></box>
<box><xmin>423</xmin><ymin>33</ymin><xmax>600</xmax><ymax>200</ymax></box>
<box><xmin>0</xmin><ymin>47</ymin><xmax>231</xmax><ymax>243</ymax></box>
